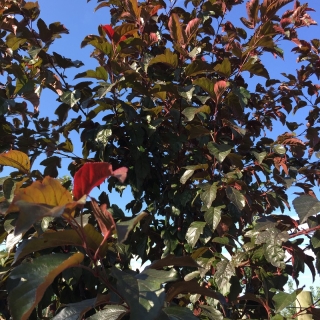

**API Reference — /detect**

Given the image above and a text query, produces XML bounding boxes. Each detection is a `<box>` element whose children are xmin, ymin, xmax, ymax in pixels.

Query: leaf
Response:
<box><xmin>182</xmin><ymin>105</ymin><xmax>210</xmax><ymax>121</ymax></box>
<box><xmin>214</xmin><ymin>58</ymin><xmax>231</xmax><ymax>77</ymax></box>
<box><xmin>14</xmin><ymin>224</ymin><xmax>106</xmax><ymax>263</ymax></box>
<box><xmin>311</xmin><ymin>230</ymin><xmax>320</xmax><ymax>249</ymax></box>
<box><xmin>186</xmin><ymin>221</ymin><xmax>206</xmax><ymax>248</ymax></box>
<box><xmin>149</xmin><ymin>48</ymin><xmax>178</xmax><ymax>68</ymax></box>
<box><xmin>165</xmin><ymin>279</ymin><xmax>225</xmax><ymax>304</ymax></box>
<box><xmin>8</xmin><ymin>253</ymin><xmax>84</xmax><ymax>320</ymax></box>
<box><xmin>226</xmin><ymin>186</ymin><xmax>245</xmax><ymax>211</ymax></box>
<box><xmin>252</xmin><ymin>151</ymin><xmax>267</xmax><ymax>164</ymax></box>
<box><xmin>213</xmin><ymin>259</ymin><xmax>235</xmax><ymax>295</ymax></box>
<box><xmin>274</xmin><ymin>144</ymin><xmax>286</xmax><ymax>154</ymax></box>
<box><xmin>113</xmin><ymin>23</ymin><xmax>138</xmax><ymax>44</ymax></box>
<box><xmin>204</xmin><ymin>206</ymin><xmax>223</xmax><ymax>232</ymax></box>
<box><xmin>116</xmin><ymin>211</ymin><xmax>149</xmax><ymax>243</ymax></box>
<box><xmin>60</xmin><ymin>90</ymin><xmax>81</xmax><ymax>108</ymax></box>
<box><xmin>264</xmin><ymin>243</ymin><xmax>285</xmax><ymax>268</ymax></box>
<box><xmin>149</xmin><ymin>254</ymin><xmax>199</xmax><ymax>269</ymax></box>
<box><xmin>199</xmin><ymin>305</ymin><xmax>223</xmax><ymax>320</ymax></box>
<box><xmin>74</xmin><ymin>66</ymin><xmax>108</xmax><ymax>81</ymax></box>
<box><xmin>200</xmin><ymin>182</ymin><xmax>218</xmax><ymax>209</ymax></box>
<box><xmin>246</xmin><ymin>0</ymin><xmax>259</xmax><ymax>27</ymax></box>
<box><xmin>52</xmin><ymin>298</ymin><xmax>96</xmax><ymax>320</ymax></box>
<box><xmin>86</xmin><ymin>305</ymin><xmax>128</xmax><ymax>320</ymax></box>
<box><xmin>293</xmin><ymin>195</ymin><xmax>320</xmax><ymax>224</ymax></box>
<box><xmin>242</xmin><ymin>58</ymin><xmax>270</xmax><ymax>79</ymax></box>
<box><xmin>91</xmin><ymin>198</ymin><xmax>115</xmax><ymax>256</ymax></box>
<box><xmin>272</xmin><ymin>289</ymin><xmax>302</xmax><ymax>313</ymax></box>
<box><xmin>8</xmin><ymin>176</ymin><xmax>73</xmax><ymax>213</ymax></box>
<box><xmin>180</xmin><ymin>169</ymin><xmax>195</xmax><ymax>184</ymax></box>
<box><xmin>185</xmin><ymin>18</ymin><xmax>201</xmax><ymax>41</ymax></box>
<box><xmin>0</xmin><ymin>150</ymin><xmax>30</xmax><ymax>173</ymax></box>
<box><xmin>193</xmin><ymin>77</ymin><xmax>216</xmax><ymax>99</ymax></box>
<box><xmin>207</xmin><ymin>142</ymin><xmax>232</xmax><ymax>163</ymax></box>
<box><xmin>112</xmin><ymin>267</ymin><xmax>178</xmax><ymax>319</ymax></box>
<box><xmin>168</xmin><ymin>13</ymin><xmax>184</xmax><ymax>44</ymax></box>
<box><xmin>185</xmin><ymin>60</ymin><xmax>211</xmax><ymax>77</ymax></box>
<box><xmin>73</xmin><ymin>162</ymin><xmax>128</xmax><ymax>200</ymax></box>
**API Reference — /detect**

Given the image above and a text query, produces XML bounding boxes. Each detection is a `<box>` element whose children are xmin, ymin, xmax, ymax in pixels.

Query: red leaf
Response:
<box><xmin>73</xmin><ymin>162</ymin><xmax>128</xmax><ymax>200</ymax></box>
<box><xmin>102</xmin><ymin>24</ymin><xmax>114</xmax><ymax>41</ymax></box>
<box><xmin>214</xmin><ymin>80</ymin><xmax>227</xmax><ymax>104</ymax></box>
<box><xmin>113</xmin><ymin>167</ymin><xmax>128</xmax><ymax>183</ymax></box>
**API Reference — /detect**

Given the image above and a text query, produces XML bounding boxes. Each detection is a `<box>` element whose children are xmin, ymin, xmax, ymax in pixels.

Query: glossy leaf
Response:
<box><xmin>86</xmin><ymin>305</ymin><xmax>128</xmax><ymax>320</ymax></box>
<box><xmin>8</xmin><ymin>253</ymin><xmax>84</xmax><ymax>320</ymax></box>
<box><xmin>204</xmin><ymin>206</ymin><xmax>223</xmax><ymax>232</ymax></box>
<box><xmin>186</xmin><ymin>221</ymin><xmax>206</xmax><ymax>248</ymax></box>
<box><xmin>207</xmin><ymin>142</ymin><xmax>232</xmax><ymax>163</ymax></box>
<box><xmin>226</xmin><ymin>186</ymin><xmax>245</xmax><ymax>211</ymax></box>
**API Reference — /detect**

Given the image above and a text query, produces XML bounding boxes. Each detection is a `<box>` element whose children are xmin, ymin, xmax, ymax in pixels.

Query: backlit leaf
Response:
<box><xmin>8</xmin><ymin>253</ymin><xmax>84</xmax><ymax>320</ymax></box>
<box><xmin>0</xmin><ymin>150</ymin><xmax>30</xmax><ymax>173</ymax></box>
<box><xmin>74</xmin><ymin>66</ymin><xmax>108</xmax><ymax>81</ymax></box>
<box><xmin>8</xmin><ymin>176</ymin><xmax>73</xmax><ymax>213</ymax></box>
<box><xmin>73</xmin><ymin>162</ymin><xmax>128</xmax><ymax>200</ymax></box>
<box><xmin>213</xmin><ymin>259</ymin><xmax>235</xmax><ymax>295</ymax></box>
<box><xmin>168</xmin><ymin>13</ymin><xmax>184</xmax><ymax>44</ymax></box>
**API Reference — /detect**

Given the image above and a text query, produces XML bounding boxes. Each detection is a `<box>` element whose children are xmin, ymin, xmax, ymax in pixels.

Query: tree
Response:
<box><xmin>0</xmin><ymin>0</ymin><xmax>320</xmax><ymax>319</ymax></box>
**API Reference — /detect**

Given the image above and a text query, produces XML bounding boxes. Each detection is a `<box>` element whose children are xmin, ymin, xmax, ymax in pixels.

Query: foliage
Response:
<box><xmin>0</xmin><ymin>0</ymin><xmax>320</xmax><ymax>319</ymax></box>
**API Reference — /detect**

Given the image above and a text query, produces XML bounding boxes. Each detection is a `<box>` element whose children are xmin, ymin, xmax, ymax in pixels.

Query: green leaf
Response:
<box><xmin>86</xmin><ymin>305</ymin><xmax>128</xmax><ymax>320</ymax></box>
<box><xmin>214</xmin><ymin>58</ymin><xmax>231</xmax><ymax>77</ymax></box>
<box><xmin>293</xmin><ymin>195</ymin><xmax>320</xmax><ymax>224</ymax></box>
<box><xmin>186</xmin><ymin>221</ymin><xmax>206</xmax><ymax>248</ymax></box>
<box><xmin>242</xmin><ymin>58</ymin><xmax>270</xmax><ymax>79</ymax></box>
<box><xmin>204</xmin><ymin>206</ymin><xmax>223</xmax><ymax>232</ymax></box>
<box><xmin>180</xmin><ymin>169</ymin><xmax>194</xmax><ymax>184</ymax></box>
<box><xmin>74</xmin><ymin>66</ymin><xmax>108</xmax><ymax>81</ymax></box>
<box><xmin>52</xmin><ymin>298</ymin><xmax>96</xmax><ymax>320</ymax></box>
<box><xmin>60</xmin><ymin>90</ymin><xmax>81</xmax><ymax>108</ymax></box>
<box><xmin>273</xmin><ymin>144</ymin><xmax>286</xmax><ymax>154</ymax></box>
<box><xmin>226</xmin><ymin>186</ymin><xmax>245</xmax><ymax>211</ymax></box>
<box><xmin>112</xmin><ymin>267</ymin><xmax>178</xmax><ymax>319</ymax></box>
<box><xmin>8</xmin><ymin>253</ymin><xmax>84</xmax><ymax>320</ymax></box>
<box><xmin>13</xmin><ymin>224</ymin><xmax>103</xmax><ymax>263</ymax></box>
<box><xmin>311</xmin><ymin>230</ymin><xmax>320</xmax><ymax>249</ymax></box>
<box><xmin>182</xmin><ymin>105</ymin><xmax>210</xmax><ymax>121</ymax></box>
<box><xmin>272</xmin><ymin>289</ymin><xmax>302</xmax><ymax>313</ymax></box>
<box><xmin>207</xmin><ymin>142</ymin><xmax>232</xmax><ymax>163</ymax></box>
<box><xmin>149</xmin><ymin>49</ymin><xmax>178</xmax><ymax>68</ymax></box>
<box><xmin>185</xmin><ymin>60</ymin><xmax>211</xmax><ymax>77</ymax></box>
<box><xmin>252</xmin><ymin>151</ymin><xmax>267</xmax><ymax>164</ymax></box>
<box><xmin>116</xmin><ymin>211</ymin><xmax>149</xmax><ymax>243</ymax></box>
<box><xmin>200</xmin><ymin>182</ymin><xmax>218</xmax><ymax>209</ymax></box>
<box><xmin>193</xmin><ymin>77</ymin><xmax>216</xmax><ymax>99</ymax></box>
<box><xmin>213</xmin><ymin>259</ymin><xmax>235</xmax><ymax>295</ymax></box>
<box><xmin>264</xmin><ymin>243</ymin><xmax>285</xmax><ymax>268</ymax></box>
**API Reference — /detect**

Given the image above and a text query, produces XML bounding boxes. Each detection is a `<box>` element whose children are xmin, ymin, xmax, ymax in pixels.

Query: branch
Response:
<box><xmin>289</xmin><ymin>224</ymin><xmax>320</xmax><ymax>239</ymax></box>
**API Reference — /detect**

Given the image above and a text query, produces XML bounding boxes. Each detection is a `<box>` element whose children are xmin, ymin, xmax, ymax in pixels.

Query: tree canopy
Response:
<box><xmin>1</xmin><ymin>0</ymin><xmax>320</xmax><ymax>319</ymax></box>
